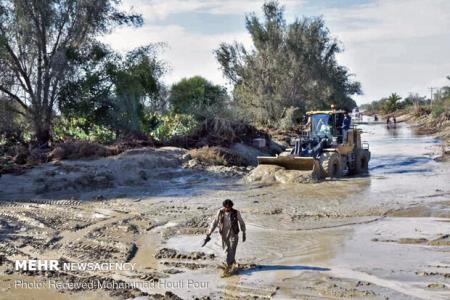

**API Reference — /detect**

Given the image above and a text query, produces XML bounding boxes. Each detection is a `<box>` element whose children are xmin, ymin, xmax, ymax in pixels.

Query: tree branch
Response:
<box><xmin>0</xmin><ymin>85</ymin><xmax>29</xmax><ymax>111</ymax></box>
<box><xmin>4</xmin><ymin>105</ymin><xmax>26</xmax><ymax>117</ymax></box>
<box><xmin>0</xmin><ymin>28</ymin><xmax>35</xmax><ymax>97</ymax></box>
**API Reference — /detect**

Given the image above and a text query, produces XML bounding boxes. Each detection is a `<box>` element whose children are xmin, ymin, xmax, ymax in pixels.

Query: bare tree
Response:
<box><xmin>0</xmin><ymin>0</ymin><xmax>142</xmax><ymax>145</ymax></box>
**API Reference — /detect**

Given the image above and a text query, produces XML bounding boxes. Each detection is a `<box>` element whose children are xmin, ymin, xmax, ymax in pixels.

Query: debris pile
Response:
<box><xmin>169</xmin><ymin>118</ymin><xmax>270</xmax><ymax>148</ymax></box>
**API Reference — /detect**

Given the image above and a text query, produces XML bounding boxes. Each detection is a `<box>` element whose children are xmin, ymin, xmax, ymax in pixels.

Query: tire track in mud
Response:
<box><xmin>0</xmin><ymin>200</ymin><xmax>174</xmax><ymax>299</ymax></box>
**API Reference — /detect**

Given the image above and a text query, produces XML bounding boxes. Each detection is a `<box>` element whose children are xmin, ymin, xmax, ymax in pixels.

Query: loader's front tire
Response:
<box><xmin>320</xmin><ymin>152</ymin><xmax>342</xmax><ymax>178</ymax></box>
<box><xmin>355</xmin><ymin>150</ymin><xmax>370</xmax><ymax>174</ymax></box>
<box><xmin>311</xmin><ymin>160</ymin><xmax>324</xmax><ymax>181</ymax></box>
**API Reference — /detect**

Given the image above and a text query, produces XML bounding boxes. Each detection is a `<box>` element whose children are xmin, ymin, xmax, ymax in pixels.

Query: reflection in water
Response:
<box><xmin>369</xmin><ymin>154</ymin><xmax>433</xmax><ymax>174</ymax></box>
<box><xmin>359</xmin><ymin>121</ymin><xmax>439</xmax><ymax>174</ymax></box>
<box><xmin>386</xmin><ymin>124</ymin><xmax>399</xmax><ymax>137</ymax></box>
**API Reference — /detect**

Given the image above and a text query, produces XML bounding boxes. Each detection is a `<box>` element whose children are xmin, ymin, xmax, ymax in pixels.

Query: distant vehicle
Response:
<box><xmin>257</xmin><ymin>110</ymin><xmax>371</xmax><ymax>179</ymax></box>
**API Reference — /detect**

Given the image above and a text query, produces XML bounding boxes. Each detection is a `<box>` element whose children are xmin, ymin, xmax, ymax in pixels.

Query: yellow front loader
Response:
<box><xmin>257</xmin><ymin>110</ymin><xmax>370</xmax><ymax>179</ymax></box>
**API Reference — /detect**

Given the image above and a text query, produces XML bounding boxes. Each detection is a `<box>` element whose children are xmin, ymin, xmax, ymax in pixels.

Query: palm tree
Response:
<box><xmin>383</xmin><ymin>93</ymin><xmax>402</xmax><ymax>113</ymax></box>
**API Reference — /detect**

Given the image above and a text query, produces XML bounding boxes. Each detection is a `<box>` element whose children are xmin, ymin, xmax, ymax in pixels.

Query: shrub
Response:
<box><xmin>169</xmin><ymin>118</ymin><xmax>270</xmax><ymax>148</ymax></box>
<box><xmin>432</xmin><ymin>105</ymin><xmax>446</xmax><ymax>118</ymax></box>
<box><xmin>53</xmin><ymin>117</ymin><xmax>116</xmax><ymax>144</ymax></box>
<box><xmin>413</xmin><ymin>106</ymin><xmax>431</xmax><ymax>117</ymax></box>
<box><xmin>150</xmin><ymin>113</ymin><xmax>199</xmax><ymax>142</ymax></box>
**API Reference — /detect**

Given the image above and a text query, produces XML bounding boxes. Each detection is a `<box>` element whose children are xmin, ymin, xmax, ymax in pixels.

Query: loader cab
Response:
<box><xmin>306</xmin><ymin>110</ymin><xmax>346</xmax><ymax>142</ymax></box>
<box><xmin>310</xmin><ymin>113</ymin><xmax>332</xmax><ymax>139</ymax></box>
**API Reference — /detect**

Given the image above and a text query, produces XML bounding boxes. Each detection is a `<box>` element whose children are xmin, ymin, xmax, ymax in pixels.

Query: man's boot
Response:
<box><xmin>221</xmin><ymin>265</ymin><xmax>231</xmax><ymax>278</ymax></box>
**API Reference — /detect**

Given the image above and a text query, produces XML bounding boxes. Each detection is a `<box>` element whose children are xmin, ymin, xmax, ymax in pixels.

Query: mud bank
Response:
<box><xmin>0</xmin><ymin>122</ymin><xmax>449</xmax><ymax>299</ymax></box>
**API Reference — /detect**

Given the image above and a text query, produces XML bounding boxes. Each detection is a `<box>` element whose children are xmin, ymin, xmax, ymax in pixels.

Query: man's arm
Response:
<box><xmin>237</xmin><ymin>211</ymin><xmax>246</xmax><ymax>242</ymax></box>
<box><xmin>237</xmin><ymin>211</ymin><xmax>246</xmax><ymax>232</ymax></box>
<box><xmin>207</xmin><ymin>210</ymin><xmax>220</xmax><ymax>236</ymax></box>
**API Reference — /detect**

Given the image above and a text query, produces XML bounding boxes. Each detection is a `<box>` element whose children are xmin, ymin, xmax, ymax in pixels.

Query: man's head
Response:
<box><xmin>222</xmin><ymin>199</ymin><xmax>234</xmax><ymax>212</ymax></box>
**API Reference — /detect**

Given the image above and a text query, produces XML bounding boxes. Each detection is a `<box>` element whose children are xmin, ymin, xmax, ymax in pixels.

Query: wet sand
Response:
<box><xmin>0</xmin><ymin>122</ymin><xmax>449</xmax><ymax>299</ymax></box>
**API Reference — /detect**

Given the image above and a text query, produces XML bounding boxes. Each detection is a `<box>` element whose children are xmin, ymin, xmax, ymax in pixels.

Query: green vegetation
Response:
<box><xmin>169</xmin><ymin>76</ymin><xmax>230</xmax><ymax>120</ymax></box>
<box><xmin>58</xmin><ymin>44</ymin><xmax>167</xmax><ymax>137</ymax></box>
<box><xmin>362</xmin><ymin>93</ymin><xmax>404</xmax><ymax>114</ymax></box>
<box><xmin>0</xmin><ymin>1</ymin><xmax>366</xmax><ymax>169</ymax></box>
<box><xmin>150</xmin><ymin>114</ymin><xmax>199</xmax><ymax>143</ymax></box>
<box><xmin>360</xmin><ymin>77</ymin><xmax>450</xmax><ymax>131</ymax></box>
<box><xmin>0</xmin><ymin>0</ymin><xmax>142</xmax><ymax>145</ymax></box>
<box><xmin>53</xmin><ymin>117</ymin><xmax>116</xmax><ymax>144</ymax></box>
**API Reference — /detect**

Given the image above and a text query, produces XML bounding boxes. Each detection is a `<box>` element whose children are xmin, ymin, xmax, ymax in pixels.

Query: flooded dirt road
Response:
<box><xmin>0</xmin><ymin>121</ymin><xmax>449</xmax><ymax>299</ymax></box>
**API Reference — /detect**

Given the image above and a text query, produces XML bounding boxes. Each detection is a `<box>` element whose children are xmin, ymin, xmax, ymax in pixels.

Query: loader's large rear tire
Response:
<box><xmin>320</xmin><ymin>152</ymin><xmax>342</xmax><ymax>178</ymax></box>
<box><xmin>355</xmin><ymin>150</ymin><xmax>370</xmax><ymax>174</ymax></box>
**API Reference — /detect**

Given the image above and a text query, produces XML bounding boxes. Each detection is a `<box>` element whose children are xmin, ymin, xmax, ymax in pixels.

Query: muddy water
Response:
<box><xmin>1</xmin><ymin>121</ymin><xmax>449</xmax><ymax>299</ymax></box>
<box><xmin>159</xmin><ymin>121</ymin><xmax>449</xmax><ymax>299</ymax></box>
<box><xmin>326</xmin><ymin>122</ymin><xmax>450</xmax><ymax>299</ymax></box>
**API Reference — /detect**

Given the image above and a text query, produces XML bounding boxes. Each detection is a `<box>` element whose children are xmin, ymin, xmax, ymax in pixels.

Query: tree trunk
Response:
<box><xmin>33</xmin><ymin>119</ymin><xmax>51</xmax><ymax>147</ymax></box>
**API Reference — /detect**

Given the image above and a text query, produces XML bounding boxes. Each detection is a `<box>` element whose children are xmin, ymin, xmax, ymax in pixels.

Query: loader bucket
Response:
<box><xmin>257</xmin><ymin>156</ymin><xmax>316</xmax><ymax>170</ymax></box>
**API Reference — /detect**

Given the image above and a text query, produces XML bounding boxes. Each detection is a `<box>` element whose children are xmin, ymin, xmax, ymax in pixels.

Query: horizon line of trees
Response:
<box><xmin>360</xmin><ymin>76</ymin><xmax>450</xmax><ymax>117</ymax></box>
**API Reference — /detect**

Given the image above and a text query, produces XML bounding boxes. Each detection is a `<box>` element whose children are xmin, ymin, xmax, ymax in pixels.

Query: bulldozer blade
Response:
<box><xmin>257</xmin><ymin>156</ymin><xmax>315</xmax><ymax>170</ymax></box>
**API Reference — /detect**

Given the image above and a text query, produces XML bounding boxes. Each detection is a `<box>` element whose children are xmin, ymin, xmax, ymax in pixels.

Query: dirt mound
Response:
<box><xmin>187</xmin><ymin>146</ymin><xmax>248</xmax><ymax>166</ymax></box>
<box><xmin>245</xmin><ymin>164</ymin><xmax>318</xmax><ymax>184</ymax></box>
<box><xmin>48</xmin><ymin>141</ymin><xmax>118</xmax><ymax>160</ymax></box>
<box><xmin>267</xmin><ymin>126</ymin><xmax>302</xmax><ymax>148</ymax></box>
<box><xmin>0</xmin><ymin>146</ymin><xmax>190</xmax><ymax>198</ymax></box>
<box><xmin>230</xmin><ymin>143</ymin><xmax>269</xmax><ymax>166</ymax></box>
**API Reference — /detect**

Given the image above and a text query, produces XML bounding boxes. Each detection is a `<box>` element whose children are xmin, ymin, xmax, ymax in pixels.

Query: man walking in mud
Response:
<box><xmin>205</xmin><ymin>199</ymin><xmax>246</xmax><ymax>276</ymax></box>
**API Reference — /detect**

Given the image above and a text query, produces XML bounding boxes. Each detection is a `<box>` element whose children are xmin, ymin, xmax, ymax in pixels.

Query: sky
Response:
<box><xmin>103</xmin><ymin>0</ymin><xmax>450</xmax><ymax>105</ymax></box>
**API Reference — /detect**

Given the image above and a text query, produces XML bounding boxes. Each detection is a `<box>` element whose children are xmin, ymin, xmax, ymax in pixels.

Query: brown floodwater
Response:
<box><xmin>0</xmin><ymin>120</ymin><xmax>449</xmax><ymax>299</ymax></box>
<box><xmin>160</xmin><ymin>121</ymin><xmax>450</xmax><ymax>299</ymax></box>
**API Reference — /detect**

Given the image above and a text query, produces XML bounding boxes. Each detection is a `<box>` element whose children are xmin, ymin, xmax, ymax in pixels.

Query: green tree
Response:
<box><xmin>57</xmin><ymin>43</ymin><xmax>118</xmax><ymax>129</ymax></box>
<box><xmin>59</xmin><ymin>44</ymin><xmax>166</xmax><ymax>136</ymax></box>
<box><xmin>215</xmin><ymin>1</ymin><xmax>360</xmax><ymax>125</ymax></box>
<box><xmin>403</xmin><ymin>93</ymin><xmax>426</xmax><ymax>107</ymax></box>
<box><xmin>383</xmin><ymin>93</ymin><xmax>402</xmax><ymax>113</ymax></box>
<box><xmin>0</xmin><ymin>0</ymin><xmax>142</xmax><ymax>145</ymax></box>
<box><xmin>169</xmin><ymin>76</ymin><xmax>230</xmax><ymax>120</ymax></box>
